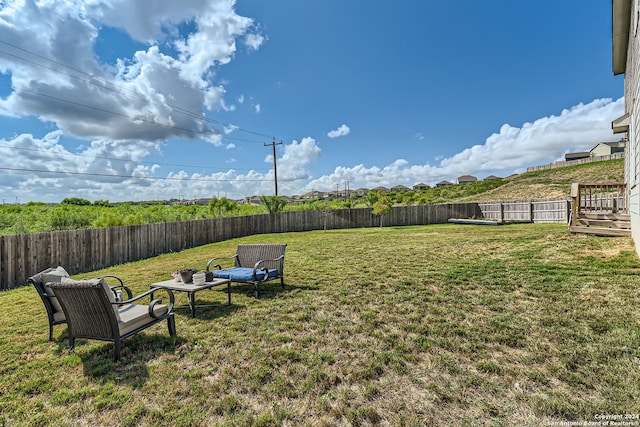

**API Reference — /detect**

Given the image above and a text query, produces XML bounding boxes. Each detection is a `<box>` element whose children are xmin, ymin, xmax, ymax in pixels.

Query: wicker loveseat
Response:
<box><xmin>206</xmin><ymin>243</ymin><xmax>287</xmax><ymax>298</ymax></box>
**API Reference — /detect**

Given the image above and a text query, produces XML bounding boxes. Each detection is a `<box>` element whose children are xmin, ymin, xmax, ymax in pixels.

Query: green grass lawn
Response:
<box><xmin>1</xmin><ymin>224</ymin><xmax>639</xmax><ymax>426</ymax></box>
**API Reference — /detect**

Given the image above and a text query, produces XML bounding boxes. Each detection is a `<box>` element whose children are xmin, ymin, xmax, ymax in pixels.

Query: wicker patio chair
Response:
<box><xmin>205</xmin><ymin>243</ymin><xmax>287</xmax><ymax>298</ymax></box>
<box><xmin>29</xmin><ymin>267</ymin><xmax>68</xmax><ymax>341</ymax></box>
<box><xmin>47</xmin><ymin>277</ymin><xmax>176</xmax><ymax>362</ymax></box>
<box><xmin>29</xmin><ymin>267</ymin><xmax>133</xmax><ymax>341</ymax></box>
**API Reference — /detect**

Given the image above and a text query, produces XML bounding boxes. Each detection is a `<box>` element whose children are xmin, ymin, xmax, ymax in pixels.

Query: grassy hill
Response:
<box><xmin>454</xmin><ymin>159</ymin><xmax>624</xmax><ymax>202</ymax></box>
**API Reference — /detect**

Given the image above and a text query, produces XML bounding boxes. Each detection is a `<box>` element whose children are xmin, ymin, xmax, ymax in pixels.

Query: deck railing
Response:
<box><xmin>570</xmin><ymin>183</ymin><xmax>627</xmax><ymax>215</ymax></box>
<box><xmin>569</xmin><ymin>183</ymin><xmax>629</xmax><ymax>234</ymax></box>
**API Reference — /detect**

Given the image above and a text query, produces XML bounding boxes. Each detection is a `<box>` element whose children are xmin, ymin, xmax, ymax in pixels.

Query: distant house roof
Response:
<box><xmin>353</xmin><ymin>188</ymin><xmax>369</xmax><ymax>195</ymax></box>
<box><xmin>436</xmin><ymin>180</ymin><xmax>452</xmax><ymax>187</ymax></box>
<box><xmin>604</xmin><ymin>141</ymin><xmax>626</xmax><ymax>149</ymax></box>
<box><xmin>391</xmin><ymin>185</ymin><xmax>411</xmax><ymax>192</ymax></box>
<box><xmin>413</xmin><ymin>183</ymin><xmax>430</xmax><ymax>190</ymax></box>
<box><xmin>457</xmin><ymin>175</ymin><xmax>477</xmax><ymax>184</ymax></box>
<box><xmin>302</xmin><ymin>190</ymin><xmax>327</xmax><ymax>199</ymax></box>
<box><xmin>238</xmin><ymin>196</ymin><xmax>262</xmax><ymax>205</ymax></box>
<box><xmin>565</xmin><ymin>152</ymin><xmax>590</xmax><ymax>161</ymax></box>
<box><xmin>600</xmin><ymin>141</ymin><xmax>625</xmax><ymax>151</ymax></box>
<box><xmin>590</xmin><ymin>141</ymin><xmax>625</xmax><ymax>156</ymax></box>
<box><xmin>371</xmin><ymin>186</ymin><xmax>390</xmax><ymax>192</ymax></box>
<box><xmin>484</xmin><ymin>175</ymin><xmax>501</xmax><ymax>181</ymax></box>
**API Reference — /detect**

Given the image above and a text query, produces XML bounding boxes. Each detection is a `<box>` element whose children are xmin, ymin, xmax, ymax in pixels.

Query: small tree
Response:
<box><xmin>362</xmin><ymin>191</ymin><xmax>379</xmax><ymax>208</ymax></box>
<box><xmin>93</xmin><ymin>199</ymin><xmax>111</xmax><ymax>207</ymax></box>
<box><xmin>61</xmin><ymin>197</ymin><xmax>91</xmax><ymax>206</ymax></box>
<box><xmin>260</xmin><ymin>195</ymin><xmax>287</xmax><ymax>214</ymax></box>
<box><xmin>315</xmin><ymin>200</ymin><xmax>333</xmax><ymax>232</ymax></box>
<box><xmin>372</xmin><ymin>194</ymin><xmax>393</xmax><ymax>228</ymax></box>
<box><xmin>208</xmin><ymin>196</ymin><xmax>236</xmax><ymax>217</ymax></box>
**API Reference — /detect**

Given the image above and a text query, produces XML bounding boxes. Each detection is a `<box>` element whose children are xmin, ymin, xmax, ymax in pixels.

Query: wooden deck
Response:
<box><xmin>569</xmin><ymin>183</ymin><xmax>630</xmax><ymax>237</ymax></box>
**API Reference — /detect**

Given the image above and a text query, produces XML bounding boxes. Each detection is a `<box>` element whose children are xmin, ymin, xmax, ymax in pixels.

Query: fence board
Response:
<box><xmin>527</xmin><ymin>153</ymin><xmax>623</xmax><ymax>172</ymax></box>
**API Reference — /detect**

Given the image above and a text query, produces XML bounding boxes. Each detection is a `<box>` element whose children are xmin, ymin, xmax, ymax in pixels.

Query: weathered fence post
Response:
<box><xmin>529</xmin><ymin>201</ymin><xmax>534</xmax><ymax>222</ymax></box>
<box><xmin>570</xmin><ymin>183</ymin><xmax>580</xmax><ymax>228</ymax></box>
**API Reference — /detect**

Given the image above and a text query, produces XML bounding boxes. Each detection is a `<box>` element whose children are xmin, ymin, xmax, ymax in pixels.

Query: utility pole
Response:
<box><xmin>265</xmin><ymin>138</ymin><xmax>283</xmax><ymax>195</ymax></box>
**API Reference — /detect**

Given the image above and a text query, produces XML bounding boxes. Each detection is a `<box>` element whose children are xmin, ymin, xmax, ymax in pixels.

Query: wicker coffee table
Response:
<box><xmin>150</xmin><ymin>278</ymin><xmax>231</xmax><ymax>317</ymax></box>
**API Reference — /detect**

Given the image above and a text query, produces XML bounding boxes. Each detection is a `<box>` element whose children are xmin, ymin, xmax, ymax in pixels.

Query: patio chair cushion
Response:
<box><xmin>212</xmin><ymin>267</ymin><xmax>279</xmax><ymax>282</ymax></box>
<box><xmin>117</xmin><ymin>303</ymin><xmax>169</xmax><ymax>336</ymax></box>
<box><xmin>60</xmin><ymin>277</ymin><xmax>121</xmax><ymax>322</ymax></box>
<box><xmin>52</xmin><ymin>310</ymin><xmax>66</xmax><ymax>322</ymax></box>
<box><xmin>41</xmin><ymin>266</ymin><xmax>70</xmax><ymax>312</ymax></box>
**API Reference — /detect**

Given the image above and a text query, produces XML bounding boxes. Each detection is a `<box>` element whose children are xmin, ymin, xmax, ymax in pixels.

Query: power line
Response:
<box><xmin>0</xmin><ymin>143</ymin><xmax>270</xmax><ymax>173</ymax></box>
<box><xmin>0</xmin><ymin>39</ymin><xmax>277</xmax><ymax>141</ymax></box>
<box><xmin>0</xmin><ymin>39</ymin><xmax>275</xmax><ymax>139</ymax></box>
<box><xmin>0</xmin><ymin>81</ymin><xmax>220</xmax><ymax>138</ymax></box>
<box><xmin>0</xmin><ymin>40</ymin><xmax>317</xmax><ymax>194</ymax></box>
<box><xmin>0</xmin><ymin>166</ymin><xmax>296</xmax><ymax>183</ymax></box>
<box><xmin>0</xmin><ymin>81</ymin><xmax>277</xmax><ymax>146</ymax></box>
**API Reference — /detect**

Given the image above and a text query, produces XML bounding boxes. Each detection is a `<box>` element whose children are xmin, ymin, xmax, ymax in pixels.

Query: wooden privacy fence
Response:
<box><xmin>0</xmin><ymin>203</ymin><xmax>481</xmax><ymax>290</ymax></box>
<box><xmin>526</xmin><ymin>152</ymin><xmax>623</xmax><ymax>172</ymax></box>
<box><xmin>0</xmin><ymin>200</ymin><xmax>579</xmax><ymax>290</ymax></box>
<box><xmin>478</xmin><ymin>199</ymin><xmax>571</xmax><ymax>223</ymax></box>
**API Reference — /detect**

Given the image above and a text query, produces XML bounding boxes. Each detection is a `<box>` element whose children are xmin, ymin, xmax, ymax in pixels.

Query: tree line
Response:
<box><xmin>0</xmin><ymin>179</ymin><xmax>504</xmax><ymax>235</ymax></box>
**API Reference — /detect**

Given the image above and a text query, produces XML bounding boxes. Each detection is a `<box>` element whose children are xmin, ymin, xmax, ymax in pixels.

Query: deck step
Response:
<box><xmin>576</xmin><ymin>218</ymin><xmax>631</xmax><ymax>229</ymax></box>
<box><xmin>580</xmin><ymin>212</ymin><xmax>630</xmax><ymax>221</ymax></box>
<box><xmin>569</xmin><ymin>226</ymin><xmax>631</xmax><ymax>237</ymax></box>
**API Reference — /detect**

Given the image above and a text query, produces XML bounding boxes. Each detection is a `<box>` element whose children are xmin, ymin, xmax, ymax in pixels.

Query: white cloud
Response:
<box><xmin>0</xmin><ymin>0</ymin><xmax>262</xmax><ymax>142</ymax></box>
<box><xmin>224</xmin><ymin>124</ymin><xmax>239</xmax><ymax>134</ymax></box>
<box><xmin>278</xmin><ymin>137</ymin><xmax>322</xmax><ymax>180</ymax></box>
<box><xmin>0</xmin><ymin>132</ymin><xmax>162</xmax><ymax>201</ymax></box>
<box><xmin>0</xmin><ymin>97</ymin><xmax>625</xmax><ymax>202</ymax></box>
<box><xmin>306</xmin><ymin>97</ymin><xmax>625</xmax><ymax>192</ymax></box>
<box><xmin>0</xmin><ymin>132</ymin><xmax>321</xmax><ymax>202</ymax></box>
<box><xmin>244</xmin><ymin>33</ymin><xmax>265</xmax><ymax>51</ymax></box>
<box><xmin>327</xmin><ymin>124</ymin><xmax>350</xmax><ymax>138</ymax></box>
<box><xmin>254</xmin><ymin>103</ymin><xmax>261</xmax><ymax>114</ymax></box>
<box><xmin>439</xmin><ymin>97</ymin><xmax>624</xmax><ymax>174</ymax></box>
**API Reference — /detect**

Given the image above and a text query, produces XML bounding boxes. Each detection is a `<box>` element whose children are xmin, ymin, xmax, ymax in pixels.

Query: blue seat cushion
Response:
<box><xmin>212</xmin><ymin>267</ymin><xmax>279</xmax><ymax>282</ymax></box>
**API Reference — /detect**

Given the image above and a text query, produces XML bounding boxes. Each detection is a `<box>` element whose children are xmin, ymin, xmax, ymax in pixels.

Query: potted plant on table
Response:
<box><xmin>178</xmin><ymin>268</ymin><xmax>197</xmax><ymax>283</ymax></box>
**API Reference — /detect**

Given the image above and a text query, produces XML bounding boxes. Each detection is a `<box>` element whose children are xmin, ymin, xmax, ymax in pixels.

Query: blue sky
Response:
<box><xmin>0</xmin><ymin>0</ymin><xmax>625</xmax><ymax>202</ymax></box>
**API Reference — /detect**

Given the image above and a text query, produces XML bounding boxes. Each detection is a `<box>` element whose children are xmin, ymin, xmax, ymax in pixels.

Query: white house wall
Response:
<box><xmin>626</xmin><ymin>0</ymin><xmax>640</xmax><ymax>254</ymax></box>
